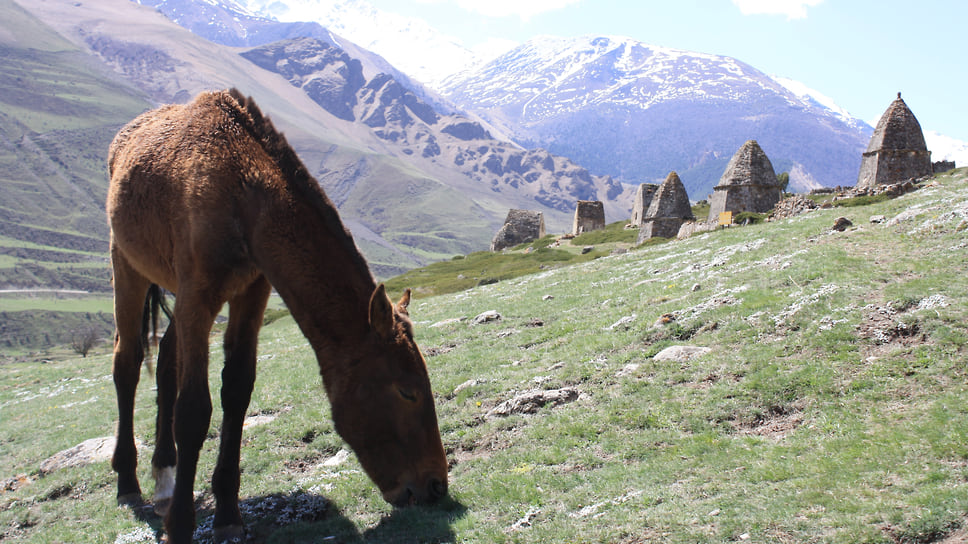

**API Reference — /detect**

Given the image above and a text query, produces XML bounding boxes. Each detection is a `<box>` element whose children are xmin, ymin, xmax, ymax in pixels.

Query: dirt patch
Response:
<box><xmin>425</xmin><ymin>343</ymin><xmax>457</xmax><ymax>357</ymax></box>
<box><xmin>0</xmin><ymin>473</ymin><xmax>34</xmax><ymax>496</ymax></box>
<box><xmin>882</xmin><ymin>517</ymin><xmax>966</xmax><ymax>544</ymax></box>
<box><xmin>731</xmin><ymin>405</ymin><xmax>804</xmax><ymax>441</ymax></box>
<box><xmin>448</xmin><ymin>427</ymin><xmax>521</xmax><ymax>468</ymax></box>
<box><xmin>938</xmin><ymin>524</ymin><xmax>968</xmax><ymax>544</ymax></box>
<box><xmin>681</xmin><ymin>372</ymin><xmax>742</xmax><ymax>391</ymax></box>
<box><xmin>859</xmin><ymin>304</ymin><xmax>922</xmax><ymax>346</ymax></box>
<box><xmin>284</xmin><ymin>453</ymin><xmax>324</xmax><ymax>475</ymax></box>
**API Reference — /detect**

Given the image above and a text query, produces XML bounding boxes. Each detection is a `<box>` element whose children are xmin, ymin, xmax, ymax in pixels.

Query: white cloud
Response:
<box><xmin>925</xmin><ymin>130</ymin><xmax>968</xmax><ymax>164</ymax></box>
<box><xmin>417</xmin><ymin>0</ymin><xmax>582</xmax><ymax>20</ymax></box>
<box><xmin>732</xmin><ymin>0</ymin><xmax>823</xmax><ymax>20</ymax></box>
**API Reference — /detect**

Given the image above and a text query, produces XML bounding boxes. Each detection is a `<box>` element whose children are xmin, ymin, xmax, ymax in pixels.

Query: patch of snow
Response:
<box><xmin>238</xmin><ymin>0</ymin><xmax>481</xmax><ymax>85</ymax></box>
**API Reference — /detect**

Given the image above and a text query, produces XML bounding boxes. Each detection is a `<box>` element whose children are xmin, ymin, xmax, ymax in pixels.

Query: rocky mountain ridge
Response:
<box><xmin>239</xmin><ymin>37</ymin><xmax>631</xmax><ymax>215</ymax></box>
<box><xmin>130</xmin><ymin>0</ymin><xmax>456</xmax><ymax>115</ymax></box>
<box><xmin>237</xmin><ymin>0</ymin><xmax>483</xmax><ymax>86</ymax></box>
<box><xmin>126</xmin><ymin>0</ymin><xmax>633</xmax><ymax>222</ymax></box>
<box><xmin>440</xmin><ymin>35</ymin><xmax>873</xmax><ymax>198</ymax></box>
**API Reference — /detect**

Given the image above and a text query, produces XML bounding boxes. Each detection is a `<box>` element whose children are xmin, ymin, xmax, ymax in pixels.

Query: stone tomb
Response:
<box><xmin>572</xmin><ymin>200</ymin><xmax>605</xmax><ymax>235</ymax></box>
<box><xmin>857</xmin><ymin>93</ymin><xmax>932</xmax><ymax>189</ymax></box>
<box><xmin>638</xmin><ymin>172</ymin><xmax>694</xmax><ymax>242</ymax></box>
<box><xmin>707</xmin><ymin>140</ymin><xmax>781</xmax><ymax>223</ymax></box>
<box><xmin>490</xmin><ymin>209</ymin><xmax>546</xmax><ymax>251</ymax></box>
<box><xmin>630</xmin><ymin>183</ymin><xmax>659</xmax><ymax>226</ymax></box>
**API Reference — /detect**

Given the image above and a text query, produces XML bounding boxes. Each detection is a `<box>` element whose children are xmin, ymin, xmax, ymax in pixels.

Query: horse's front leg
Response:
<box><xmin>165</xmin><ymin>295</ymin><xmax>218</xmax><ymax>544</ymax></box>
<box><xmin>212</xmin><ymin>277</ymin><xmax>271</xmax><ymax>542</ymax></box>
<box><xmin>151</xmin><ymin>323</ymin><xmax>177</xmax><ymax>516</ymax></box>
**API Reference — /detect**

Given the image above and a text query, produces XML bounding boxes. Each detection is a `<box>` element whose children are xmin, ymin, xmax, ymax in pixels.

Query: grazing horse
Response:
<box><xmin>107</xmin><ymin>89</ymin><xmax>448</xmax><ymax>543</ymax></box>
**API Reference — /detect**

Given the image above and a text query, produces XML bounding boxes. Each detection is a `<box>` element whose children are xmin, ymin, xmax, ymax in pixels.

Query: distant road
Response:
<box><xmin>0</xmin><ymin>289</ymin><xmax>91</xmax><ymax>295</ymax></box>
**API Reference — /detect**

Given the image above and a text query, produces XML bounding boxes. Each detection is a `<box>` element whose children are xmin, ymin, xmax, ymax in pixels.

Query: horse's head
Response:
<box><xmin>327</xmin><ymin>284</ymin><xmax>448</xmax><ymax>507</ymax></box>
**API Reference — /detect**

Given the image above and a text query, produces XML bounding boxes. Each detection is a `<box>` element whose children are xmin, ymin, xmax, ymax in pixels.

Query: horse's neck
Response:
<box><xmin>252</xmin><ymin>191</ymin><xmax>375</xmax><ymax>362</ymax></box>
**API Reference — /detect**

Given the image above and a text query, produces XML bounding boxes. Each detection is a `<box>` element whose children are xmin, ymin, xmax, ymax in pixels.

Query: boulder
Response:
<box><xmin>653</xmin><ymin>345</ymin><xmax>712</xmax><ymax>363</ymax></box>
<box><xmin>486</xmin><ymin>387</ymin><xmax>580</xmax><ymax>418</ymax></box>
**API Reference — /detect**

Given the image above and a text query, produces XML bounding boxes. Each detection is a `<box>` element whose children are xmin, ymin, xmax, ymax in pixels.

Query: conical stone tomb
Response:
<box><xmin>856</xmin><ymin>93</ymin><xmax>932</xmax><ymax>189</ymax></box>
<box><xmin>707</xmin><ymin>140</ymin><xmax>781</xmax><ymax>223</ymax></box>
<box><xmin>638</xmin><ymin>172</ymin><xmax>694</xmax><ymax>242</ymax></box>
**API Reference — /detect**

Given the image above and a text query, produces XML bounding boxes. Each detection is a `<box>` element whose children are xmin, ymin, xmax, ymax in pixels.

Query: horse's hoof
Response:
<box><xmin>153</xmin><ymin>497</ymin><xmax>171</xmax><ymax>517</ymax></box>
<box><xmin>212</xmin><ymin>524</ymin><xmax>246</xmax><ymax>543</ymax></box>
<box><xmin>117</xmin><ymin>492</ymin><xmax>144</xmax><ymax>508</ymax></box>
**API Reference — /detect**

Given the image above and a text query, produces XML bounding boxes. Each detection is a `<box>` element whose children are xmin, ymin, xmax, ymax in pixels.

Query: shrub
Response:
<box><xmin>733</xmin><ymin>211</ymin><xmax>766</xmax><ymax>225</ymax></box>
<box><xmin>70</xmin><ymin>328</ymin><xmax>99</xmax><ymax>357</ymax></box>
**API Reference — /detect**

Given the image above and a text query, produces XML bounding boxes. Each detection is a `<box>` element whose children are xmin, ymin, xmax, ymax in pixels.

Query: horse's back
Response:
<box><xmin>107</xmin><ymin>91</ymin><xmax>261</xmax><ymax>291</ymax></box>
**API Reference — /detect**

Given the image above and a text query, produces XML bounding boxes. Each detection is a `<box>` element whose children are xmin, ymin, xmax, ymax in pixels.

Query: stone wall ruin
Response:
<box><xmin>933</xmin><ymin>160</ymin><xmax>956</xmax><ymax>173</ymax></box>
<box><xmin>630</xmin><ymin>183</ymin><xmax>659</xmax><ymax>226</ymax></box>
<box><xmin>572</xmin><ymin>200</ymin><xmax>605</xmax><ymax>235</ymax></box>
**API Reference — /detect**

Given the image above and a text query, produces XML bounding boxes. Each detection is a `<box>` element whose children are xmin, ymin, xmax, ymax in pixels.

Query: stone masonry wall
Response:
<box><xmin>572</xmin><ymin>200</ymin><xmax>605</xmax><ymax>235</ymax></box>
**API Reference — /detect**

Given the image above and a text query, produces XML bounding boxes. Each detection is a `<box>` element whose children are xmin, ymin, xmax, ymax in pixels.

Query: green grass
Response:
<box><xmin>386</xmin><ymin>221</ymin><xmax>640</xmax><ymax>298</ymax></box>
<box><xmin>0</xmin><ymin>294</ymin><xmax>112</xmax><ymax>313</ymax></box>
<box><xmin>2</xmin><ymin>169</ymin><xmax>968</xmax><ymax>542</ymax></box>
<box><xmin>571</xmin><ymin>220</ymin><xmax>639</xmax><ymax>245</ymax></box>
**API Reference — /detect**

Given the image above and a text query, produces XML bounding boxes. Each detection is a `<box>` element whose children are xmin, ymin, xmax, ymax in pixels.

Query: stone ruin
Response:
<box><xmin>490</xmin><ymin>209</ymin><xmax>546</xmax><ymax>251</ymax></box>
<box><xmin>637</xmin><ymin>171</ymin><xmax>694</xmax><ymax>242</ymax></box>
<box><xmin>857</xmin><ymin>93</ymin><xmax>932</xmax><ymax>189</ymax></box>
<box><xmin>572</xmin><ymin>200</ymin><xmax>605</xmax><ymax>235</ymax></box>
<box><xmin>707</xmin><ymin>139</ymin><xmax>782</xmax><ymax>223</ymax></box>
<box><xmin>769</xmin><ymin>194</ymin><xmax>820</xmax><ymax>221</ymax></box>
<box><xmin>629</xmin><ymin>183</ymin><xmax>659</xmax><ymax>226</ymax></box>
<box><xmin>933</xmin><ymin>160</ymin><xmax>956</xmax><ymax>173</ymax></box>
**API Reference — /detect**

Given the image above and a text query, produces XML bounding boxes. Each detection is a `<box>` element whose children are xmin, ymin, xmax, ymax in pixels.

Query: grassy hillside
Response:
<box><xmin>1</xmin><ymin>168</ymin><xmax>966</xmax><ymax>542</ymax></box>
<box><xmin>0</xmin><ymin>1</ymin><xmax>152</xmax><ymax>353</ymax></box>
<box><xmin>0</xmin><ymin>0</ymin><xmax>149</xmax><ymax>299</ymax></box>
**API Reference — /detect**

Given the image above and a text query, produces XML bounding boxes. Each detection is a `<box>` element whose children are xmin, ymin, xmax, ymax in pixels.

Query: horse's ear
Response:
<box><xmin>396</xmin><ymin>288</ymin><xmax>412</xmax><ymax>316</ymax></box>
<box><xmin>369</xmin><ymin>284</ymin><xmax>394</xmax><ymax>339</ymax></box>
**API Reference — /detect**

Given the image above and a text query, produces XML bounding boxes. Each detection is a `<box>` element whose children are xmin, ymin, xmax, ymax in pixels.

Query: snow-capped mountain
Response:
<box><xmin>237</xmin><ymin>0</ymin><xmax>484</xmax><ymax>86</ymax></box>
<box><xmin>440</xmin><ymin>35</ymin><xmax>797</xmax><ymax>121</ymax></box>
<box><xmin>772</xmin><ymin>76</ymin><xmax>868</xmax><ymax>132</ymax></box>
<box><xmin>439</xmin><ymin>35</ymin><xmax>874</xmax><ymax>196</ymax></box>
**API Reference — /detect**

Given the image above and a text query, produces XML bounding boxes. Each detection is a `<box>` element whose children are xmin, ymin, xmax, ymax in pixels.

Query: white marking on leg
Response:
<box><xmin>152</xmin><ymin>465</ymin><xmax>176</xmax><ymax>507</ymax></box>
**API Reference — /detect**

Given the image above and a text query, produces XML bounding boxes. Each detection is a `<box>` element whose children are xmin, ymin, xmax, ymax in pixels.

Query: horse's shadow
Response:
<box><xmin>131</xmin><ymin>490</ymin><xmax>466</xmax><ymax>543</ymax></box>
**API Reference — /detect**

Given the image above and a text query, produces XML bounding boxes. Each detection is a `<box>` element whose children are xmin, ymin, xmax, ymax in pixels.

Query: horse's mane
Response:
<box><xmin>221</xmin><ymin>89</ymin><xmax>374</xmax><ymax>283</ymax></box>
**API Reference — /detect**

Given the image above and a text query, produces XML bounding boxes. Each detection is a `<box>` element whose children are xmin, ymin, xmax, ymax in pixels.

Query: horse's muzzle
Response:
<box><xmin>386</xmin><ymin>476</ymin><xmax>448</xmax><ymax>507</ymax></box>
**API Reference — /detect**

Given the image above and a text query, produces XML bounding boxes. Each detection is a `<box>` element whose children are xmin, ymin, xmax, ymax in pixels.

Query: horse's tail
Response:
<box><xmin>141</xmin><ymin>284</ymin><xmax>173</xmax><ymax>377</ymax></box>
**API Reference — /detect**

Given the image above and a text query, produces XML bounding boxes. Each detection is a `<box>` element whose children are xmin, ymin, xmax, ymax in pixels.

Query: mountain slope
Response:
<box><xmin>4</xmin><ymin>0</ymin><xmax>459</xmax><ymax>278</ymax></box>
<box><xmin>4</xmin><ymin>0</ymin><xmax>635</xmax><ymax>286</ymax></box>
<box><xmin>0</xmin><ymin>0</ymin><xmax>152</xmax><ymax>292</ymax></box>
<box><xmin>238</xmin><ymin>0</ymin><xmax>482</xmax><ymax>86</ymax></box>
<box><xmin>440</xmin><ymin>35</ymin><xmax>873</xmax><ymax>197</ymax></box>
<box><xmin>130</xmin><ymin>0</ymin><xmax>456</xmax><ymax>115</ymax></box>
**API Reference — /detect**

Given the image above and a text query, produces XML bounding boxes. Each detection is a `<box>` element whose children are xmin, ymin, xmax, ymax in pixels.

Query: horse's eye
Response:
<box><xmin>398</xmin><ymin>388</ymin><xmax>417</xmax><ymax>403</ymax></box>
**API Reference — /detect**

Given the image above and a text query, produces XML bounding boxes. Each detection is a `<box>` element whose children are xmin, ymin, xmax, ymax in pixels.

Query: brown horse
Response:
<box><xmin>107</xmin><ymin>89</ymin><xmax>448</xmax><ymax>543</ymax></box>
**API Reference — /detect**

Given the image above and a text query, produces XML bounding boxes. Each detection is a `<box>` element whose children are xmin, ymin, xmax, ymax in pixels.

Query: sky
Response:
<box><xmin>356</xmin><ymin>0</ymin><xmax>967</xmax><ymax>142</ymax></box>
